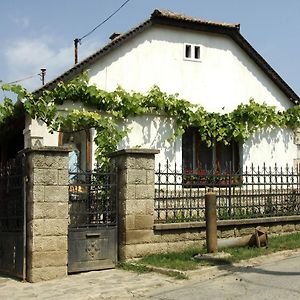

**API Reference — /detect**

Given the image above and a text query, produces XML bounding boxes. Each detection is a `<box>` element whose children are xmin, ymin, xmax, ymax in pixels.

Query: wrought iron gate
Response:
<box><xmin>68</xmin><ymin>169</ymin><xmax>117</xmax><ymax>273</ymax></box>
<box><xmin>0</xmin><ymin>157</ymin><xmax>26</xmax><ymax>279</ymax></box>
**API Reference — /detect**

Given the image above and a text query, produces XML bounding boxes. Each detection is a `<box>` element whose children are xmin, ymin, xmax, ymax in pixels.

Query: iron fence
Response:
<box><xmin>0</xmin><ymin>158</ymin><xmax>24</xmax><ymax>232</ymax></box>
<box><xmin>155</xmin><ymin>161</ymin><xmax>300</xmax><ymax>223</ymax></box>
<box><xmin>69</xmin><ymin>168</ymin><xmax>117</xmax><ymax>228</ymax></box>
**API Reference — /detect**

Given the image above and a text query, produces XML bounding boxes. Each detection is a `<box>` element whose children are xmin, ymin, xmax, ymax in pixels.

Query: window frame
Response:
<box><xmin>183</xmin><ymin>43</ymin><xmax>202</xmax><ymax>62</ymax></box>
<box><xmin>182</xmin><ymin>128</ymin><xmax>241</xmax><ymax>187</ymax></box>
<box><xmin>58</xmin><ymin>129</ymin><xmax>92</xmax><ymax>171</ymax></box>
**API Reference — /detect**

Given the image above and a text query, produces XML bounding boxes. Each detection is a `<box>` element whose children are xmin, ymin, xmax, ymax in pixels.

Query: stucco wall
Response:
<box><xmin>89</xmin><ymin>25</ymin><xmax>292</xmax><ymax>112</ymax></box>
<box><xmin>24</xmin><ymin>24</ymin><xmax>298</xmax><ymax>168</ymax></box>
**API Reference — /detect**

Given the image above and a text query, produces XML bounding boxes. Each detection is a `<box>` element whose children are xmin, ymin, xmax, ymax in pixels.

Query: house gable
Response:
<box><xmin>36</xmin><ymin>9</ymin><xmax>299</xmax><ymax>106</ymax></box>
<box><xmin>88</xmin><ymin>24</ymin><xmax>292</xmax><ymax>112</ymax></box>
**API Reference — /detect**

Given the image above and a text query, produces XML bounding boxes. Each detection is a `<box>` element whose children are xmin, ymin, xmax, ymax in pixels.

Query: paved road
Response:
<box><xmin>1</xmin><ymin>250</ymin><xmax>300</xmax><ymax>299</ymax></box>
<box><xmin>147</xmin><ymin>251</ymin><xmax>300</xmax><ymax>300</ymax></box>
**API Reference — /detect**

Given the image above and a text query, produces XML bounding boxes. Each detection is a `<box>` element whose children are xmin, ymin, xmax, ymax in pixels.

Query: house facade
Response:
<box><xmin>24</xmin><ymin>9</ymin><xmax>299</xmax><ymax>172</ymax></box>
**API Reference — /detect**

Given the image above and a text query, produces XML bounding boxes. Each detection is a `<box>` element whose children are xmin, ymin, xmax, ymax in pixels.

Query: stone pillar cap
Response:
<box><xmin>109</xmin><ymin>148</ymin><xmax>160</xmax><ymax>157</ymax></box>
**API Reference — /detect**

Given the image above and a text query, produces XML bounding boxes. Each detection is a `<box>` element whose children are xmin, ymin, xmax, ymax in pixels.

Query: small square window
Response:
<box><xmin>184</xmin><ymin>44</ymin><xmax>201</xmax><ymax>61</ymax></box>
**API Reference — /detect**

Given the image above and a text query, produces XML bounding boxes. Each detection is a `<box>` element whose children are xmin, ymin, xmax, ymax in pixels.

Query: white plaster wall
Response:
<box><xmin>89</xmin><ymin>25</ymin><xmax>292</xmax><ymax>112</ymax></box>
<box><xmin>87</xmin><ymin>25</ymin><xmax>295</xmax><ymax>168</ymax></box>
<box><xmin>24</xmin><ymin>117</ymin><xmax>58</xmax><ymax>148</ymax></box>
<box><xmin>117</xmin><ymin>115</ymin><xmax>182</xmax><ymax>168</ymax></box>
<box><xmin>243</xmin><ymin>127</ymin><xmax>297</xmax><ymax>168</ymax></box>
<box><xmin>25</xmin><ymin>24</ymin><xmax>296</xmax><ymax>169</ymax></box>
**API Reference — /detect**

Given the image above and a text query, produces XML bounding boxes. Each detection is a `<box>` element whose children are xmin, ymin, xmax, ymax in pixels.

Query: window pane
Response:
<box><xmin>197</xmin><ymin>140</ymin><xmax>213</xmax><ymax>170</ymax></box>
<box><xmin>182</xmin><ymin>128</ymin><xmax>240</xmax><ymax>173</ymax></box>
<box><xmin>216</xmin><ymin>141</ymin><xmax>239</xmax><ymax>172</ymax></box>
<box><xmin>194</xmin><ymin>46</ymin><xmax>200</xmax><ymax>59</ymax></box>
<box><xmin>185</xmin><ymin>45</ymin><xmax>191</xmax><ymax>58</ymax></box>
<box><xmin>182</xmin><ymin>128</ymin><xmax>194</xmax><ymax>170</ymax></box>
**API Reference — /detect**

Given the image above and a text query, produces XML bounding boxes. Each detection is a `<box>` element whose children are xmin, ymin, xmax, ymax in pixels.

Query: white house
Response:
<box><xmin>24</xmin><ymin>9</ymin><xmax>300</xmax><ymax>172</ymax></box>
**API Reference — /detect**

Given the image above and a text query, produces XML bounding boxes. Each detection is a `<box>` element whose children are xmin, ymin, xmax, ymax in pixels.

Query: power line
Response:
<box><xmin>78</xmin><ymin>0</ymin><xmax>131</xmax><ymax>42</ymax></box>
<box><xmin>2</xmin><ymin>69</ymin><xmax>46</xmax><ymax>86</ymax></box>
<box><xmin>5</xmin><ymin>73</ymin><xmax>40</xmax><ymax>85</ymax></box>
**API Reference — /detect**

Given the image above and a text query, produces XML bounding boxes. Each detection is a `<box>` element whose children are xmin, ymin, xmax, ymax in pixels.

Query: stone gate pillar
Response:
<box><xmin>25</xmin><ymin>147</ymin><xmax>70</xmax><ymax>282</ymax></box>
<box><xmin>110</xmin><ymin>149</ymin><xmax>159</xmax><ymax>259</ymax></box>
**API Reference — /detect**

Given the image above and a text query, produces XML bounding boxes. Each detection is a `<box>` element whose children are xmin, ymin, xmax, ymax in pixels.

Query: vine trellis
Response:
<box><xmin>1</xmin><ymin>73</ymin><xmax>300</xmax><ymax>165</ymax></box>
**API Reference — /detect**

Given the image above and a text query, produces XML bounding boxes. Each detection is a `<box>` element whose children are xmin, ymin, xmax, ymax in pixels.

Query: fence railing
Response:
<box><xmin>0</xmin><ymin>158</ymin><xmax>24</xmax><ymax>232</ymax></box>
<box><xmin>69</xmin><ymin>168</ymin><xmax>117</xmax><ymax>228</ymax></box>
<box><xmin>154</xmin><ymin>162</ymin><xmax>300</xmax><ymax>224</ymax></box>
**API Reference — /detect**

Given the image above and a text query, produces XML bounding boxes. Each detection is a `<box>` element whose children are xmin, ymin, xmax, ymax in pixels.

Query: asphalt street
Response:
<box><xmin>147</xmin><ymin>251</ymin><xmax>300</xmax><ymax>300</ymax></box>
<box><xmin>1</xmin><ymin>250</ymin><xmax>300</xmax><ymax>299</ymax></box>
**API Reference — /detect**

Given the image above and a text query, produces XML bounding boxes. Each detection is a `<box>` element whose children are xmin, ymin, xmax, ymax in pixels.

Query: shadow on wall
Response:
<box><xmin>243</xmin><ymin>127</ymin><xmax>294</xmax><ymax>166</ymax></box>
<box><xmin>118</xmin><ymin>114</ymin><xmax>177</xmax><ymax>163</ymax></box>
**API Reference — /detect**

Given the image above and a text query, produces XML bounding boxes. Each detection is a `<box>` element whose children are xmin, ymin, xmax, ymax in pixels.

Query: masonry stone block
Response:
<box><xmin>27</xmin><ymin>185</ymin><xmax>45</xmax><ymax>203</ymax></box>
<box><xmin>135</xmin><ymin>185</ymin><xmax>154</xmax><ymax>199</ymax></box>
<box><xmin>32</xmin><ymin>169</ymin><xmax>58</xmax><ymax>185</ymax></box>
<box><xmin>27</xmin><ymin>266</ymin><xmax>67</xmax><ymax>283</ymax></box>
<box><xmin>146</xmin><ymin>170</ymin><xmax>155</xmax><ymax>185</ymax></box>
<box><xmin>31</xmin><ymin>154</ymin><xmax>68</xmax><ymax>170</ymax></box>
<box><xmin>125</xmin><ymin>230</ymin><xmax>154</xmax><ymax>244</ymax></box>
<box><xmin>29</xmin><ymin>251</ymin><xmax>67</xmax><ymax>269</ymax></box>
<box><xmin>58</xmin><ymin>169</ymin><xmax>69</xmax><ymax>185</ymax></box>
<box><xmin>239</xmin><ymin>227</ymin><xmax>255</xmax><ymax>236</ymax></box>
<box><xmin>44</xmin><ymin>186</ymin><xmax>69</xmax><ymax>202</ymax></box>
<box><xmin>43</xmin><ymin>219</ymin><xmax>69</xmax><ymax>236</ymax></box>
<box><xmin>30</xmin><ymin>236</ymin><xmax>67</xmax><ymax>252</ymax></box>
<box><xmin>282</xmin><ymin>224</ymin><xmax>295</xmax><ymax>232</ymax></box>
<box><xmin>127</xmin><ymin>169</ymin><xmax>147</xmax><ymax>185</ymax></box>
<box><xmin>125</xmin><ymin>200</ymin><xmax>154</xmax><ymax>215</ymax></box>
<box><xmin>134</xmin><ymin>215</ymin><xmax>153</xmax><ymax>230</ymax></box>
<box><xmin>221</xmin><ymin>229</ymin><xmax>236</xmax><ymax>238</ymax></box>
<box><xmin>269</xmin><ymin>225</ymin><xmax>283</xmax><ymax>233</ymax></box>
<box><xmin>118</xmin><ymin>185</ymin><xmax>136</xmax><ymax>201</ymax></box>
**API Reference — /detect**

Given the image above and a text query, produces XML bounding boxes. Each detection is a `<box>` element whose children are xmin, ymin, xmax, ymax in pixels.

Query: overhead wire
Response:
<box><xmin>4</xmin><ymin>73</ymin><xmax>40</xmax><ymax>85</ymax></box>
<box><xmin>77</xmin><ymin>0</ymin><xmax>132</xmax><ymax>43</ymax></box>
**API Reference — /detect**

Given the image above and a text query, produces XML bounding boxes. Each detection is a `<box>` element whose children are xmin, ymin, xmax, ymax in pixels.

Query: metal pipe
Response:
<box><xmin>218</xmin><ymin>235</ymin><xmax>255</xmax><ymax>249</ymax></box>
<box><xmin>205</xmin><ymin>190</ymin><xmax>217</xmax><ymax>253</ymax></box>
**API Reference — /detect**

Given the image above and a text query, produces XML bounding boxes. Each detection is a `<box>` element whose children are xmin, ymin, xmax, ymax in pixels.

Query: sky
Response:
<box><xmin>0</xmin><ymin>0</ymin><xmax>299</xmax><ymax>96</ymax></box>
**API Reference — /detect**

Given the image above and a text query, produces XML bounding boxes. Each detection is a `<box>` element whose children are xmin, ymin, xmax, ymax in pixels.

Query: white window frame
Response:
<box><xmin>183</xmin><ymin>43</ymin><xmax>201</xmax><ymax>62</ymax></box>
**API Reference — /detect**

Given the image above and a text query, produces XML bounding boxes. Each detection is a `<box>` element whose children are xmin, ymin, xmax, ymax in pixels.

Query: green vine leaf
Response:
<box><xmin>1</xmin><ymin>73</ymin><xmax>299</xmax><ymax>165</ymax></box>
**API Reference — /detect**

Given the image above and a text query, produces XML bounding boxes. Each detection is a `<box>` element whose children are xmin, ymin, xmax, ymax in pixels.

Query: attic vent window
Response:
<box><xmin>184</xmin><ymin>44</ymin><xmax>201</xmax><ymax>61</ymax></box>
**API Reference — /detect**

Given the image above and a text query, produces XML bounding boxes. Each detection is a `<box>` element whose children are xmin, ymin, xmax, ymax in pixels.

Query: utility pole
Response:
<box><xmin>74</xmin><ymin>38</ymin><xmax>79</xmax><ymax>64</ymax></box>
<box><xmin>40</xmin><ymin>68</ymin><xmax>46</xmax><ymax>85</ymax></box>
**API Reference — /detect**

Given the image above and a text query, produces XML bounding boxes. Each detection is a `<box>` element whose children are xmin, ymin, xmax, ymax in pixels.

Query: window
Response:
<box><xmin>184</xmin><ymin>44</ymin><xmax>201</xmax><ymax>61</ymax></box>
<box><xmin>182</xmin><ymin>127</ymin><xmax>240</xmax><ymax>173</ymax></box>
<box><xmin>185</xmin><ymin>44</ymin><xmax>192</xmax><ymax>58</ymax></box>
<box><xmin>58</xmin><ymin>129</ymin><xmax>92</xmax><ymax>173</ymax></box>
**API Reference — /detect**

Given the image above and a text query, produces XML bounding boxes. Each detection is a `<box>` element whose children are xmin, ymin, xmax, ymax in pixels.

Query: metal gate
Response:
<box><xmin>0</xmin><ymin>157</ymin><xmax>26</xmax><ymax>279</ymax></box>
<box><xmin>68</xmin><ymin>169</ymin><xmax>117</xmax><ymax>273</ymax></box>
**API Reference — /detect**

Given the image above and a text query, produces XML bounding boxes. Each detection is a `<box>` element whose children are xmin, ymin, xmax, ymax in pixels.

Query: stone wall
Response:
<box><xmin>25</xmin><ymin>147</ymin><xmax>70</xmax><ymax>282</ymax></box>
<box><xmin>110</xmin><ymin>148</ymin><xmax>300</xmax><ymax>259</ymax></box>
<box><xmin>110</xmin><ymin>149</ymin><xmax>159</xmax><ymax>259</ymax></box>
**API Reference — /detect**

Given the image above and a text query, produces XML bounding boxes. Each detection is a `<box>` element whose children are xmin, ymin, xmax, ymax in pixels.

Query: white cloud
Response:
<box><xmin>2</xmin><ymin>36</ymin><xmax>101</xmax><ymax>91</ymax></box>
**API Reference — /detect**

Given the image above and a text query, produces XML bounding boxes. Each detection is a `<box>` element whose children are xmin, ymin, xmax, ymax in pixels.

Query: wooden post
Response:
<box><xmin>205</xmin><ymin>190</ymin><xmax>217</xmax><ymax>253</ymax></box>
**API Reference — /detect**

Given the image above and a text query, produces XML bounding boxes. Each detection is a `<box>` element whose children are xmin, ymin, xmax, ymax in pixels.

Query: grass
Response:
<box><xmin>118</xmin><ymin>232</ymin><xmax>300</xmax><ymax>278</ymax></box>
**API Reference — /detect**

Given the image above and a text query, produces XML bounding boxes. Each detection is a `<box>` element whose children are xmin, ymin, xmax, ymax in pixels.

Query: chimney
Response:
<box><xmin>109</xmin><ymin>32</ymin><xmax>122</xmax><ymax>41</ymax></box>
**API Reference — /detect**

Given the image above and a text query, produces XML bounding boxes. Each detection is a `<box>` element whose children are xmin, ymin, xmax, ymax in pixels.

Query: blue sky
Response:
<box><xmin>0</xmin><ymin>0</ymin><xmax>299</xmax><ymax>96</ymax></box>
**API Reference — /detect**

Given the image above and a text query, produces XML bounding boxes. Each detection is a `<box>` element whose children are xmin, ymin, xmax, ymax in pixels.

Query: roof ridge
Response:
<box><xmin>151</xmin><ymin>8</ymin><xmax>240</xmax><ymax>29</ymax></box>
